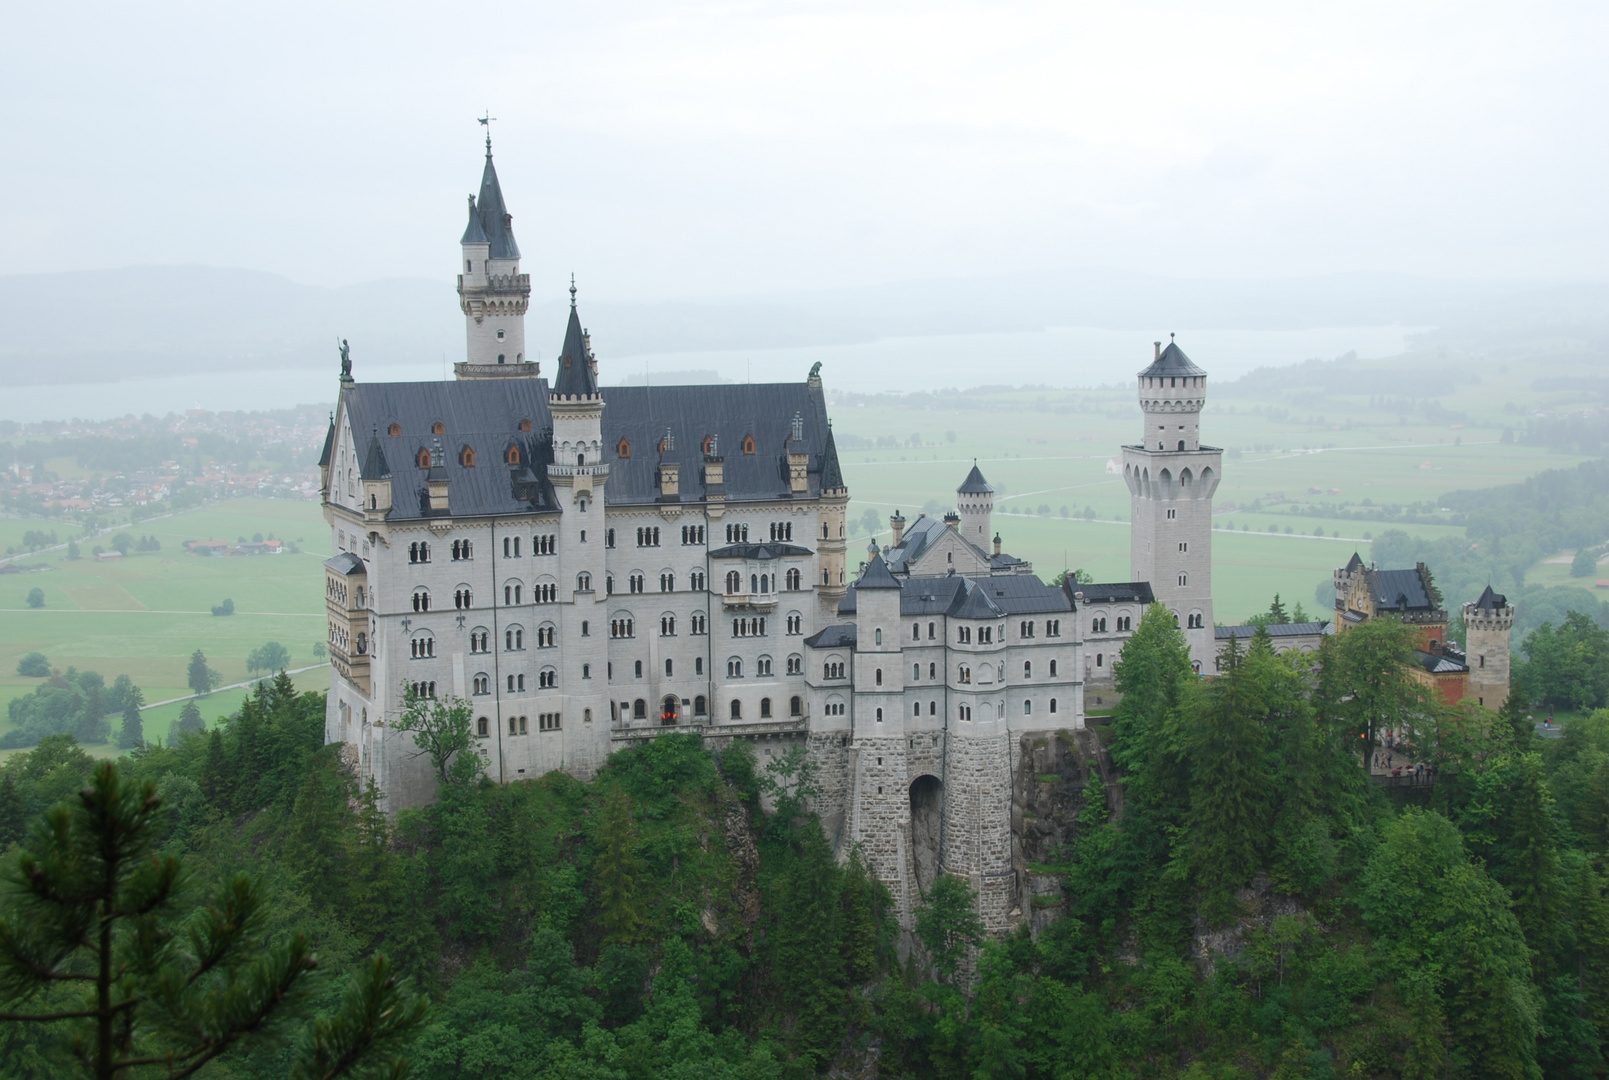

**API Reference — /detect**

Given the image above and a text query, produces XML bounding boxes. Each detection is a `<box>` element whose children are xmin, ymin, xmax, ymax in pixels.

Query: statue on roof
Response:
<box><xmin>809</xmin><ymin>361</ymin><xmax>822</xmax><ymax>380</ymax></box>
<box><xmin>338</xmin><ymin>338</ymin><xmax>352</xmax><ymax>379</ymax></box>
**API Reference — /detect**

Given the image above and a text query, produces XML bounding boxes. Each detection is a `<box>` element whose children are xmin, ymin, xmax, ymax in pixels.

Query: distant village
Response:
<box><xmin>0</xmin><ymin>406</ymin><xmax>326</xmax><ymax>526</ymax></box>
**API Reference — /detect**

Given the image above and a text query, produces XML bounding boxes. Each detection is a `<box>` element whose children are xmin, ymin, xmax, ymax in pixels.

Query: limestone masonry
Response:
<box><xmin>318</xmin><ymin>137</ymin><xmax>1334</xmax><ymax>930</ymax></box>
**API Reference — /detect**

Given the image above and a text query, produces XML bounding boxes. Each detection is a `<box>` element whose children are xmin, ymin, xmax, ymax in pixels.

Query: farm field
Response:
<box><xmin>0</xmin><ymin>498</ymin><xmax>329</xmax><ymax>745</ymax></box>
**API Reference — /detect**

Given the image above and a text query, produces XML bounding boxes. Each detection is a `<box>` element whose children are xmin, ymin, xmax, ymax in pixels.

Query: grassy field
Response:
<box><xmin>830</xmin><ymin>352</ymin><xmax>1596</xmax><ymax>621</ymax></box>
<box><xmin>1</xmin><ymin>498</ymin><xmax>329</xmax><ymax>745</ymax></box>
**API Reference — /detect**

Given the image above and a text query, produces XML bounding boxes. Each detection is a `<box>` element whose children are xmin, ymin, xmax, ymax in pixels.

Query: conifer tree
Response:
<box><xmin>116</xmin><ymin>686</ymin><xmax>144</xmax><ymax>750</ymax></box>
<box><xmin>914</xmin><ymin>873</ymin><xmax>984</xmax><ymax>982</ymax></box>
<box><xmin>186</xmin><ymin>649</ymin><xmax>216</xmax><ymax>696</ymax></box>
<box><xmin>1502</xmin><ymin>753</ymin><xmax>1564</xmax><ymax>976</ymax></box>
<box><xmin>1184</xmin><ymin>631</ymin><xmax>1274</xmax><ymax>919</ymax></box>
<box><xmin>593</xmin><ymin>788</ymin><xmax>649</xmax><ymax>944</ymax></box>
<box><xmin>0</xmin><ymin>762</ymin><xmax>427</xmax><ymax>1079</ymax></box>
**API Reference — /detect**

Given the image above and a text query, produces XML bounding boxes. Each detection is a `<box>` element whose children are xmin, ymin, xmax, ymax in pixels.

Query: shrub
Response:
<box><xmin>212</xmin><ymin>598</ymin><xmax>235</xmax><ymax>617</ymax></box>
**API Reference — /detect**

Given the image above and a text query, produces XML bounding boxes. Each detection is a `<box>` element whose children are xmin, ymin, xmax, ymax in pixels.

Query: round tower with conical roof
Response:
<box><xmin>1121</xmin><ymin>338</ymin><xmax>1221</xmax><ymax>670</ymax></box>
<box><xmin>957</xmin><ymin>463</ymin><xmax>994</xmax><ymax>548</ymax></box>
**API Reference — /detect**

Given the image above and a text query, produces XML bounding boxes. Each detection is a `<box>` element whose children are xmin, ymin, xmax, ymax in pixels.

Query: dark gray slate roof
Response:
<box><xmin>466</xmin><ymin>152</ymin><xmax>519</xmax><ymax>260</ymax></box>
<box><xmin>839</xmin><ymin>572</ymin><xmax>1071</xmax><ymax>618</ymax></box>
<box><xmin>709</xmin><ymin>542</ymin><xmax>813</xmax><ymax>560</ymax></box>
<box><xmin>1370</xmin><ymin>568</ymin><xmax>1435</xmax><ymax>612</ymax></box>
<box><xmin>882</xmin><ymin>514</ymin><xmax>944</xmax><ymax>572</ymax></box>
<box><xmin>1472</xmin><ymin>585</ymin><xmax>1509</xmax><ymax>611</ymax></box>
<box><xmin>340</xmin><ymin>378</ymin><xmax>559</xmax><ymax>522</ymax></box>
<box><xmin>1345</xmin><ymin>551</ymin><xmax>1365</xmax><ymax>572</ymax></box>
<box><xmin>361</xmin><ymin>428</ymin><xmax>390</xmax><ymax>480</ymax></box>
<box><xmin>1070</xmin><ymin>581</ymin><xmax>1156</xmax><ymax>605</ymax></box>
<box><xmin>804</xmin><ymin>624</ymin><xmax>857</xmax><ymax>649</ymax></box>
<box><xmin>459</xmin><ymin>197</ymin><xmax>489</xmax><ymax>245</ymax></box>
<box><xmin>1413</xmin><ymin>650</ymin><xmax>1467</xmax><ymax>675</ymax></box>
<box><xmin>958</xmin><ymin>464</ymin><xmax>994</xmax><ymax>494</ymax></box>
<box><xmin>820</xmin><ymin>427</ymin><xmax>845</xmax><ymax>492</ymax></box>
<box><xmin>1138</xmin><ymin>340</ymin><xmax>1206</xmax><ymax>379</ymax></box>
<box><xmin>857</xmin><ymin>554</ymin><xmax>901</xmax><ymax>590</ymax></box>
<box><xmin>325</xmin><ymin>552</ymin><xmax>365</xmax><ymax>576</ymax></box>
<box><xmin>319</xmin><ymin>418</ymin><xmax>335</xmax><ymax>469</ymax></box>
<box><xmin>601</xmin><ymin>380</ymin><xmax>833</xmax><ymax>505</ymax></box>
<box><xmin>1215</xmin><ymin>622</ymin><xmax>1331</xmax><ymax>641</ymax></box>
<box><xmin>552</xmin><ymin>303</ymin><xmax>599</xmax><ymax>398</ymax></box>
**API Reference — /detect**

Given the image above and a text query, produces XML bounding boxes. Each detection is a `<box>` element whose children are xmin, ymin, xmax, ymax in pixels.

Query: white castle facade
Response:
<box><xmin>319</xmin><ymin>140</ymin><xmax>1221</xmax><ymax>927</ymax></box>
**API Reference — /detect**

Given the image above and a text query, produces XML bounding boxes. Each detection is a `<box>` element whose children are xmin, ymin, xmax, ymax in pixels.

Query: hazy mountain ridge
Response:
<box><xmin>1</xmin><ymin>265</ymin><xmax>1604</xmax><ymax>387</ymax></box>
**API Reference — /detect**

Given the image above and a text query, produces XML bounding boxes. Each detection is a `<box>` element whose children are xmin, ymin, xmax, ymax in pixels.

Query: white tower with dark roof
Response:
<box><xmin>456</xmin><ymin>134</ymin><xmax>536</xmax><ymax>379</ymax></box>
<box><xmin>956</xmin><ymin>464</ymin><xmax>994</xmax><ymax>548</ymax></box>
<box><xmin>1122</xmin><ymin>338</ymin><xmax>1220</xmax><ymax>670</ymax></box>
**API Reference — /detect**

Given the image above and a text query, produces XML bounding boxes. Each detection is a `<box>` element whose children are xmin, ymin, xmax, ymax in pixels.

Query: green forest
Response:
<box><xmin>3</xmin><ymin>606</ymin><xmax>1609</xmax><ymax>1079</ymax></box>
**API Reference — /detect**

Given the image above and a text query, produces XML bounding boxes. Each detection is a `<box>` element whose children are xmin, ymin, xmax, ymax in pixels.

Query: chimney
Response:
<box><xmin>993</xmin><ymin>532</ymin><xmax>1002</xmax><ymax>556</ymax></box>
<box><xmin>890</xmin><ymin>509</ymin><xmax>906</xmax><ymax>546</ymax></box>
<box><xmin>943</xmin><ymin>510</ymin><xmax>960</xmax><ymax>531</ymax></box>
<box><xmin>1155</xmin><ymin>341</ymin><xmax>1162</xmax><ymax>361</ymax></box>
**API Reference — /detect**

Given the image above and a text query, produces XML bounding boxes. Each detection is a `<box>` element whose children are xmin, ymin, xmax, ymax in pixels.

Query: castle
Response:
<box><xmin>318</xmin><ymin>138</ymin><xmax>1220</xmax><ymax>928</ymax></box>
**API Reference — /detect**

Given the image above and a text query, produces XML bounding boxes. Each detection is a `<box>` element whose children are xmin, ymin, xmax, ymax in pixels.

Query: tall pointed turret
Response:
<box><xmin>552</xmin><ymin>283</ymin><xmax>600</xmax><ymax>398</ymax></box>
<box><xmin>455</xmin><ymin>134</ymin><xmax>535</xmax><ymax>379</ymax></box>
<box><xmin>956</xmin><ymin>462</ymin><xmax>994</xmax><ymax>545</ymax></box>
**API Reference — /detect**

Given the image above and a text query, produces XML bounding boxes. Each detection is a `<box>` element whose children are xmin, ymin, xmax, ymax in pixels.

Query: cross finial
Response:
<box><xmin>478</xmin><ymin>111</ymin><xmax>496</xmax><ymax>153</ymax></box>
<box><xmin>569</xmin><ymin>273</ymin><xmax>577</xmax><ymax>308</ymax></box>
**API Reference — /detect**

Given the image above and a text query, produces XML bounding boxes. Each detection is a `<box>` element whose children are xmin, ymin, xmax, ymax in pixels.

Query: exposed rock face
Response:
<box><xmin>1009</xmin><ymin>728</ymin><xmax>1117</xmax><ymax>933</ymax></box>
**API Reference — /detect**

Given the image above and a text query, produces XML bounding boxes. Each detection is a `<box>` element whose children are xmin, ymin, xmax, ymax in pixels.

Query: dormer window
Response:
<box><xmin>388</xmin><ymin>423</ymin><xmax>401</xmax><ymax>436</ymax></box>
<box><xmin>432</xmin><ymin>421</ymin><xmax>445</xmax><ymax>435</ymax></box>
<box><xmin>460</xmin><ymin>446</ymin><xmax>476</xmax><ymax>467</ymax></box>
<box><xmin>506</xmin><ymin>444</ymin><xmax>521</xmax><ymax>466</ymax></box>
<box><xmin>617</xmin><ymin>438</ymin><xmax>631</xmax><ymax>459</ymax></box>
<box><xmin>702</xmin><ymin>435</ymin><xmax>714</xmax><ymax>456</ymax></box>
<box><xmin>742</xmin><ymin>435</ymin><xmax>756</xmax><ymax>455</ymax></box>
<box><xmin>416</xmin><ymin>448</ymin><xmax>430</xmax><ymax>469</ymax></box>
<box><xmin>519</xmin><ymin>418</ymin><xmax>532</xmax><ymax>432</ymax></box>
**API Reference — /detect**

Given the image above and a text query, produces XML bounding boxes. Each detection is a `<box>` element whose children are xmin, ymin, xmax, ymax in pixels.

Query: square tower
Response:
<box><xmin>1121</xmin><ymin>339</ymin><xmax>1221</xmax><ymax>671</ymax></box>
<box><xmin>1463</xmin><ymin>586</ymin><xmax>1514</xmax><ymax>710</ymax></box>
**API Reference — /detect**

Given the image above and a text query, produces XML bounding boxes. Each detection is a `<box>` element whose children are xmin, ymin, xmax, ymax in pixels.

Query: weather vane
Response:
<box><xmin>478</xmin><ymin>110</ymin><xmax>497</xmax><ymax>152</ymax></box>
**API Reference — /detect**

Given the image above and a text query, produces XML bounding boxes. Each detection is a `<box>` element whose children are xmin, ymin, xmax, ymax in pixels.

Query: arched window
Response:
<box><xmin>432</xmin><ymin>421</ymin><xmax>445</xmax><ymax>435</ymax></box>
<box><xmin>519</xmin><ymin>418</ymin><xmax>532</xmax><ymax>432</ymax></box>
<box><xmin>416</xmin><ymin>448</ymin><xmax>430</xmax><ymax>469</ymax></box>
<box><xmin>476</xmin><ymin>716</ymin><xmax>489</xmax><ymax>737</ymax></box>
<box><xmin>1178</xmin><ymin>572</ymin><xmax>1188</xmax><ymax>587</ymax></box>
<box><xmin>460</xmin><ymin>445</ymin><xmax>476</xmax><ymax>467</ymax></box>
<box><xmin>727</xmin><ymin>658</ymin><xmax>743</xmax><ymax>678</ymax></box>
<box><xmin>577</xmin><ymin>572</ymin><xmax>592</xmax><ymax>591</ymax></box>
<box><xmin>760</xmin><ymin>698</ymin><xmax>772</xmax><ymax>718</ymax></box>
<box><xmin>913</xmin><ymin>702</ymin><xmax>921</xmax><ymax>717</ymax></box>
<box><xmin>787</xmin><ymin>568</ymin><xmax>801</xmax><ymax>590</ymax></box>
<box><xmin>929</xmin><ymin>700</ymin><xmax>937</xmax><ymax>715</ymax></box>
<box><xmin>388</xmin><ymin>423</ymin><xmax>401</xmax><ymax>436</ymax></box>
<box><xmin>473</xmin><ymin>674</ymin><xmax>489</xmax><ymax>695</ymax></box>
<box><xmin>1096</xmin><ymin>653</ymin><xmax>1103</xmax><ymax>667</ymax></box>
<box><xmin>875</xmin><ymin>707</ymin><xmax>883</xmax><ymax>722</ymax></box>
<box><xmin>1178</xmin><ymin>440</ymin><xmax>1185</xmax><ymax>451</ymax></box>
<box><xmin>790</xmin><ymin>696</ymin><xmax>802</xmax><ymax>717</ymax></box>
<box><xmin>1024</xmin><ymin>700</ymin><xmax>1032</xmax><ymax>715</ymax></box>
<box><xmin>726</xmin><ymin>570</ymin><xmax>741</xmax><ymax>594</ymax></box>
<box><xmin>730</xmin><ymin>700</ymin><xmax>742</xmax><ymax>720</ymax></box>
<box><xmin>1049</xmin><ymin>659</ymin><xmax>1058</xmax><ymax>676</ymax></box>
<box><xmin>694</xmin><ymin>695</ymin><xmax>708</xmax><ymax>716</ymax></box>
<box><xmin>506</xmin><ymin>444</ymin><xmax>521</xmax><ymax>465</ymax></box>
<box><xmin>742</xmin><ymin>435</ymin><xmax>756</xmax><ymax>455</ymax></box>
<box><xmin>617</xmin><ymin>438</ymin><xmax>631</xmax><ymax>458</ymax></box>
<box><xmin>1049</xmin><ymin>698</ymin><xmax>1058</xmax><ymax>713</ymax></box>
<box><xmin>633</xmin><ymin>699</ymin><xmax>647</xmax><ymax>720</ymax></box>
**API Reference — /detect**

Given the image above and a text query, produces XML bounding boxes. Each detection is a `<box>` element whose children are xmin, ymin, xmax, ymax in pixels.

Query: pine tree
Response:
<box><xmin>592</xmin><ymin>788</ymin><xmax>649</xmax><ymax>943</ymax></box>
<box><xmin>0</xmin><ymin>762</ymin><xmax>427</xmax><ymax>1079</ymax></box>
<box><xmin>116</xmin><ymin>697</ymin><xmax>143</xmax><ymax>750</ymax></box>
<box><xmin>1184</xmin><ymin>630</ymin><xmax>1274</xmax><ymax>919</ymax></box>
<box><xmin>1502</xmin><ymin>753</ymin><xmax>1563</xmax><ymax>976</ymax></box>
<box><xmin>187</xmin><ymin>648</ymin><xmax>216</xmax><ymax>696</ymax></box>
<box><xmin>201</xmin><ymin>726</ymin><xmax>230</xmax><ymax>806</ymax></box>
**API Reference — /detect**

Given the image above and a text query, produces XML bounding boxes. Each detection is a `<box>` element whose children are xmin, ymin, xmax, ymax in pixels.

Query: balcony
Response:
<box><xmin>721</xmin><ymin>592</ymin><xmax>778</xmax><ymax>611</ymax></box>
<box><xmin>546</xmin><ymin>463</ymin><xmax>611</xmax><ymax>480</ymax></box>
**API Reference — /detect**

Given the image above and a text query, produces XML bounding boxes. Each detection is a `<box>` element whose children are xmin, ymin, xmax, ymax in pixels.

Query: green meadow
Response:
<box><xmin>1</xmin><ymin>498</ymin><xmax>330</xmax><ymax>745</ymax></box>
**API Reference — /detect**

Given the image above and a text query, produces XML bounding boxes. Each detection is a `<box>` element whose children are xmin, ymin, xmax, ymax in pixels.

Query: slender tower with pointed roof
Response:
<box><xmin>1122</xmin><ymin>338</ymin><xmax>1221</xmax><ymax>670</ymax></box>
<box><xmin>456</xmin><ymin>131</ymin><xmax>536</xmax><ymax>379</ymax></box>
<box><xmin>956</xmin><ymin>463</ymin><xmax>994</xmax><ymax>547</ymax></box>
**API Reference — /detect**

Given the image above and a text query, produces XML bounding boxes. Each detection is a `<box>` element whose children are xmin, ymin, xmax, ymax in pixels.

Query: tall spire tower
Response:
<box><xmin>455</xmin><ymin>129</ymin><xmax>536</xmax><ymax>379</ymax></box>
<box><xmin>1121</xmin><ymin>338</ymin><xmax>1221</xmax><ymax>670</ymax></box>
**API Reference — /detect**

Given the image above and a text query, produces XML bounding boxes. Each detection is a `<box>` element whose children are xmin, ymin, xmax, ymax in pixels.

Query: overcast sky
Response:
<box><xmin>3</xmin><ymin>1</ymin><xmax>1605</xmax><ymax>300</ymax></box>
